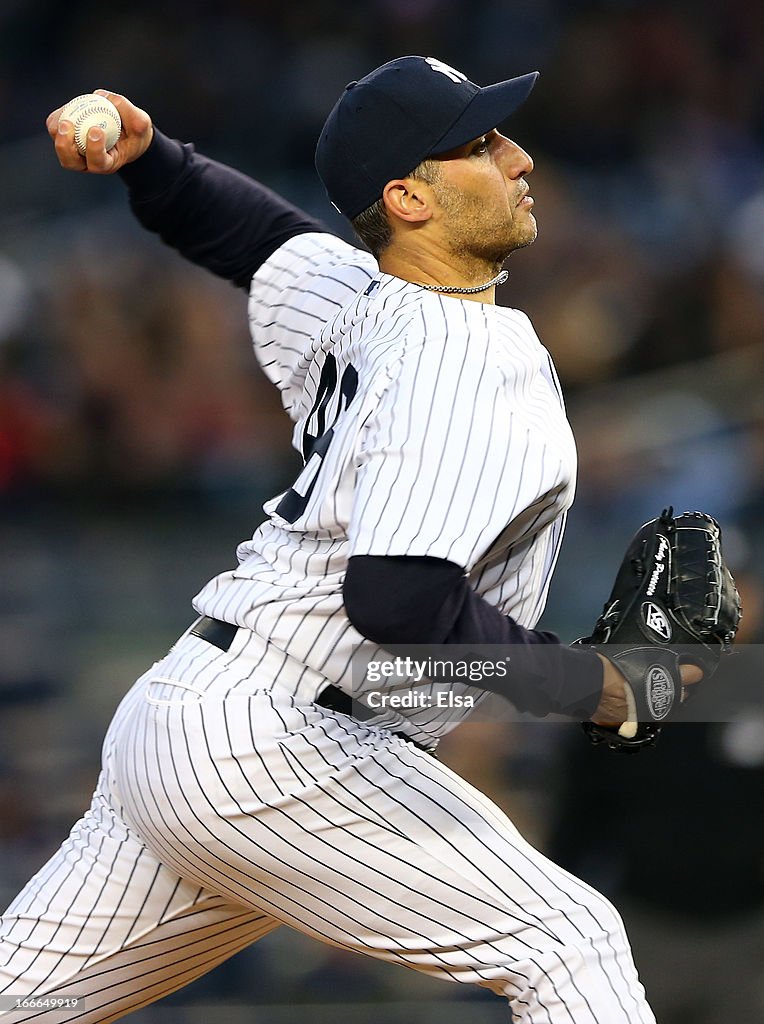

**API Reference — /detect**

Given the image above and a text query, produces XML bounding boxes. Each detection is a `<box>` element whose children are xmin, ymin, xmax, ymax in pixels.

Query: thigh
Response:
<box><xmin>0</xmin><ymin>785</ymin><xmax>279</xmax><ymax>1024</ymax></box>
<box><xmin>122</xmin><ymin>687</ymin><xmax>655</xmax><ymax>1024</ymax></box>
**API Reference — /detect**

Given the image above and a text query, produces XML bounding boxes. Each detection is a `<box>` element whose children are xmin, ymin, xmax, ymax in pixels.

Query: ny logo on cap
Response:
<box><xmin>424</xmin><ymin>57</ymin><xmax>467</xmax><ymax>83</ymax></box>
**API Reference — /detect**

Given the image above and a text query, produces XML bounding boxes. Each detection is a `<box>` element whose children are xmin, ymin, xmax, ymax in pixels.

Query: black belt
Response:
<box><xmin>189</xmin><ymin>615</ymin><xmax>354</xmax><ymax>716</ymax></box>
<box><xmin>189</xmin><ymin>616</ymin><xmax>433</xmax><ymax>753</ymax></box>
<box><xmin>190</xmin><ymin>615</ymin><xmax>238</xmax><ymax>651</ymax></box>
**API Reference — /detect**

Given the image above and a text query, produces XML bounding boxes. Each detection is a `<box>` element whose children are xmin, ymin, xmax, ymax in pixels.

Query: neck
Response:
<box><xmin>417</xmin><ymin>270</ymin><xmax>509</xmax><ymax>296</ymax></box>
<box><xmin>379</xmin><ymin>247</ymin><xmax>506</xmax><ymax>304</ymax></box>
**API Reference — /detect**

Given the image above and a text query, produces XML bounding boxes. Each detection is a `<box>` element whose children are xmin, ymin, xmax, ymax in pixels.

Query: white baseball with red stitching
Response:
<box><xmin>60</xmin><ymin>93</ymin><xmax>121</xmax><ymax>154</ymax></box>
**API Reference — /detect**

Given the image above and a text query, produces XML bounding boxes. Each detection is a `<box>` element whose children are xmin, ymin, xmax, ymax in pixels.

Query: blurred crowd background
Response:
<box><xmin>2</xmin><ymin>1</ymin><xmax>764</xmax><ymax>1022</ymax></box>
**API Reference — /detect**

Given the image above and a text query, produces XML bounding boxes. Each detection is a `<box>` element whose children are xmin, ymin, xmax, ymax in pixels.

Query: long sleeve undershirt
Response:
<box><xmin>344</xmin><ymin>556</ymin><xmax>603</xmax><ymax>719</ymax></box>
<box><xmin>118</xmin><ymin>129</ymin><xmax>328</xmax><ymax>289</ymax></box>
<box><xmin>118</xmin><ymin>131</ymin><xmax>604</xmax><ymax>720</ymax></box>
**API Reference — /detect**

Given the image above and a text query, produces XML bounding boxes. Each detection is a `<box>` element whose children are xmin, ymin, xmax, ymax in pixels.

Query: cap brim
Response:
<box><xmin>431</xmin><ymin>71</ymin><xmax>539</xmax><ymax>154</ymax></box>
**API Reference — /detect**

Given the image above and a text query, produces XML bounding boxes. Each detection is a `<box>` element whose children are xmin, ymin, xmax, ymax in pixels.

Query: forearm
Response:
<box><xmin>118</xmin><ymin>130</ymin><xmax>329</xmax><ymax>288</ymax></box>
<box><xmin>343</xmin><ymin>555</ymin><xmax>604</xmax><ymax>719</ymax></box>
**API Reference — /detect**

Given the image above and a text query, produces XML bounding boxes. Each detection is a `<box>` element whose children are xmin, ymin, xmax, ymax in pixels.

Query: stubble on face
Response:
<box><xmin>430</xmin><ymin>174</ymin><xmax>537</xmax><ymax>271</ymax></box>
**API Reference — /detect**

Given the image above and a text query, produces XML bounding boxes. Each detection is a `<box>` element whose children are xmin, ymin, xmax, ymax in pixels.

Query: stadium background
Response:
<box><xmin>1</xmin><ymin>1</ymin><xmax>763</xmax><ymax>1020</ymax></box>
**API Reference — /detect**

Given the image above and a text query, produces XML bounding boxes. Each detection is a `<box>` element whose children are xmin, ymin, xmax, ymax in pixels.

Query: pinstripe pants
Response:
<box><xmin>0</xmin><ymin>632</ymin><xmax>656</xmax><ymax>1024</ymax></box>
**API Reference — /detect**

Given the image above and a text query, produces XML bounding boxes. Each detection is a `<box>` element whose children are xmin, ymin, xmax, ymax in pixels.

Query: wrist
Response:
<box><xmin>591</xmin><ymin>653</ymin><xmax>631</xmax><ymax>726</ymax></box>
<box><xmin>117</xmin><ymin>128</ymin><xmax>186</xmax><ymax>199</ymax></box>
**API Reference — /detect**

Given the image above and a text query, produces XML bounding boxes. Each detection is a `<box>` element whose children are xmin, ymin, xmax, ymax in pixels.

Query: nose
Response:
<box><xmin>498</xmin><ymin>136</ymin><xmax>534</xmax><ymax>178</ymax></box>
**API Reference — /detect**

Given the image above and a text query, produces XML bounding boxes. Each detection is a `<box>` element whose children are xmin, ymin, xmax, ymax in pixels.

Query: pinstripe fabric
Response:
<box><xmin>1</xmin><ymin>635</ymin><xmax>654</xmax><ymax>1022</ymax></box>
<box><xmin>194</xmin><ymin>233</ymin><xmax>577</xmax><ymax>747</ymax></box>
<box><xmin>0</xmin><ymin>232</ymin><xmax>656</xmax><ymax>1022</ymax></box>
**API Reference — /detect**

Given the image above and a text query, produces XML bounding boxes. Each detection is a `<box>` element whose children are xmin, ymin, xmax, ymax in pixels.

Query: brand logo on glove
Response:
<box><xmin>642</xmin><ymin>601</ymin><xmax>672</xmax><ymax>642</ymax></box>
<box><xmin>645</xmin><ymin>664</ymin><xmax>674</xmax><ymax>720</ymax></box>
<box><xmin>646</xmin><ymin>535</ymin><xmax>670</xmax><ymax>597</ymax></box>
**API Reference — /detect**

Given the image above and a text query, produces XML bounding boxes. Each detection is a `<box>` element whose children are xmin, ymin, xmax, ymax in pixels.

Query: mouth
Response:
<box><xmin>516</xmin><ymin>187</ymin><xmax>533</xmax><ymax>208</ymax></box>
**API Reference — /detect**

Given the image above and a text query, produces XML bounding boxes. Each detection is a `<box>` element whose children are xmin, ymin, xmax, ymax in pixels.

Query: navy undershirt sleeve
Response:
<box><xmin>343</xmin><ymin>554</ymin><xmax>603</xmax><ymax>719</ymax></box>
<box><xmin>118</xmin><ymin>129</ymin><xmax>331</xmax><ymax>289</ymax></box>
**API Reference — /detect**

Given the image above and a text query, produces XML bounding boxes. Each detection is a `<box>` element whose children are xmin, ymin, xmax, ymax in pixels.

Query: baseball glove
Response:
<box><xmin>578</xmin><ymin>508</ymin><xmax>741</xmax><ymax>752</ymax></box>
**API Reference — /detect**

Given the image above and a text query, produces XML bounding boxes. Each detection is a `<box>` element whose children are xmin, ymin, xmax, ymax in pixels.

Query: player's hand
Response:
<box><xmin>46</xmin><ymin>89</ymin><xmax>153</xmax><ymax>174</ymax></box>
<box><xmin>591</xmin><ymin>655</ymin><xmax>703</xmax><ymax>727</ymax></box>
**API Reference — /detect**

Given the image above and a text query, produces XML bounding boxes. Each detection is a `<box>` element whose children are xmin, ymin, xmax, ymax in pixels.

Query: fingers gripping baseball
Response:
<box><xmin>46</xmin><ymin>89</ymin><xmax>153</xmax><ymax>174</ymax></box>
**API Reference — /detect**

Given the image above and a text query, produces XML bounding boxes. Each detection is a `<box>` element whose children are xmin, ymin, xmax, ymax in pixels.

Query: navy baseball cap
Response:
<box><xmin>315</xmin><ymin>55</ymin><xmax>538</xmax><ymax>220</ymax></box>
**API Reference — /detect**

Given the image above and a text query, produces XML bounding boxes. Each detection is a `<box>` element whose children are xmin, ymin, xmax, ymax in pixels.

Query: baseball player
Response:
<box><xmin>0</xmin><ymin>56</ymin><xmax>702</xmax><ymax>1024</ymax></box>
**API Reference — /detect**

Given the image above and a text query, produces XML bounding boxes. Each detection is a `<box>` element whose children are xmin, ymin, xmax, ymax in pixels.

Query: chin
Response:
<box><xmin>512</xmin><ymin>219</ymin><xmax>538</xmax><ymax>252</ymax></box>
<box><xmin>477</xmin><ymin>218</ymin><xmax>537</xmax><ymax>263</ymax></box>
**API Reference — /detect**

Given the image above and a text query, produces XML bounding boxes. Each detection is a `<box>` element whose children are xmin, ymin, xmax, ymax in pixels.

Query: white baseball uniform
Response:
<box><xmin>0</xmin><ymin>229</ymin><xmax>656</xmax><ymax>1024</ymax></box>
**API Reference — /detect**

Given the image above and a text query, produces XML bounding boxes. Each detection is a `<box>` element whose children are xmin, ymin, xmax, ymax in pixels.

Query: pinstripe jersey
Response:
<box><xmin>194</xmin><ymin>231</ymin><xmax>577</xmax><ymax>745</ymax></box>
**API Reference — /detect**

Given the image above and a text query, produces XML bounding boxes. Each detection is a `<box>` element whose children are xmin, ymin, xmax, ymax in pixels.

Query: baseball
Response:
<box><xmin>60</xmin><ymin>93</ymin><xmax>122</xmax><ymax>155</ymax></box>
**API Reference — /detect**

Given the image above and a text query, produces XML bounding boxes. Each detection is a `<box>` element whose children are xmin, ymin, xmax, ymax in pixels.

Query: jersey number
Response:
<box><xmin>276</xmin><ymin>354</ymin><xmax>358</xmax><ymax>523</ymax></box>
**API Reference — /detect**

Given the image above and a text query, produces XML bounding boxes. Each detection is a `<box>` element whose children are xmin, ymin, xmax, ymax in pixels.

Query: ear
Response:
<box><xmin>382</xmin><ymin>178</ymin><xmax>434</xmax><ymax>225</ymax></box>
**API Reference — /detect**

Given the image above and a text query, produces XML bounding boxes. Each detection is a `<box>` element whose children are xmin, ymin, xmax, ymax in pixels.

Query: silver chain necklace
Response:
<box><xmin>417</xmin><ymin>270</ymin><xmax>509</xmax><ymax>295</ymax></box>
